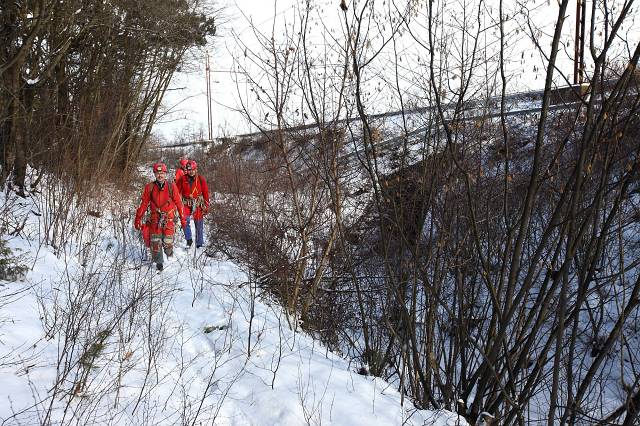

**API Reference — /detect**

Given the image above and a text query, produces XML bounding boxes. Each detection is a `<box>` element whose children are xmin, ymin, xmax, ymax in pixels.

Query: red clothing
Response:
<box><xmin>135</xmin><ymin>180</ymin><xmax>185</xmax><ymax>233</ymax></box>
<box><xmin>175</xmin><ymin>168</ymin><xmax>185</xmax><ymax>182</ymax></box>
<box><xmin>177</xmin><ymin>174</ymin><xmax>209</xmax><ymax>220</ymax></box>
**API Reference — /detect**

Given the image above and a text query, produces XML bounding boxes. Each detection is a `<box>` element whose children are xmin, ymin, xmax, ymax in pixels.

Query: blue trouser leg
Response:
<box><xmin>195</xmin><ymin>219</ymin><xmax>204</xmax><ymax>247</ymax></box>
<box><xmin>184</xmin><ymin>215</ymin><xmax>193</xmax><ymax>241</ymax></box>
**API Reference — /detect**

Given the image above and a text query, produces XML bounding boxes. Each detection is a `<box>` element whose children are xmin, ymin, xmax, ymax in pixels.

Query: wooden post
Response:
<box><xmin>573</xmin><ymin>0</ymin><xmax>586</xmax><ymax>84</ymax></box>
<box><xmin>206</xmin><ymin>51</ymin><xmax>213</xmax><ymax>141</ymax></box>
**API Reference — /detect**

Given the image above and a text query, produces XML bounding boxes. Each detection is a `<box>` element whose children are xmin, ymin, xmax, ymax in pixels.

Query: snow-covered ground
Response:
<box><xmin>0</xmin><ymin>186</ymin><xmax>466</xmax><ymax>425</ymax></box>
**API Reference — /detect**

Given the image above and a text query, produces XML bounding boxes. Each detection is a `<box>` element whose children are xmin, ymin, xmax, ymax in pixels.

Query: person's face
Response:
<box><xmin>187</xmin><ymin>168</ymin><xmax>196</xmax><ymax>176</ymax></box>
<box><xmin>154</xmin><ymin>170</ymin><xmax>167</xmax><ymax>183</ymax></box>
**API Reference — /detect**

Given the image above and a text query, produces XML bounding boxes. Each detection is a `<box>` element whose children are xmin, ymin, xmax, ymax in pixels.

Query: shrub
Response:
<box><xmin>0</xmin><ymin>239</ymin><xmax>28</xmax><ymax>282</ymax></box>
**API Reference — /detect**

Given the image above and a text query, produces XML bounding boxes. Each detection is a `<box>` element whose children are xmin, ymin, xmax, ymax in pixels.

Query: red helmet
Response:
<box><xmin>179</xmin><ymin>158</ymin><xmax>189</xmax><ymax>168</ymax></box>
<box><xmin>186</xmin><ymin>160</ymin><xmax>197</xmax><ymax>171</ymax></box>
<box><xmin>152</xmin><ymin>162</ymin><xmax>167</xmax><ymax>173</ymax></box>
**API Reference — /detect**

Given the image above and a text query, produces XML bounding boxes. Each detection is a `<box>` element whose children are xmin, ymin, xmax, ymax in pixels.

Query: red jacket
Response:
<box><xmin>175</xmin><ymin>168</ymin><xmax>185</xmax><ymax>182</ymax></box>
<box><xmin>135</xmin><ymin>180</ymin><xmax>185</xmax><ymax>231</ymax></box>
<box><xmin>177</xmin><ymin>174</ymin><xmax>209</xmax><ymax>220</ymax></box>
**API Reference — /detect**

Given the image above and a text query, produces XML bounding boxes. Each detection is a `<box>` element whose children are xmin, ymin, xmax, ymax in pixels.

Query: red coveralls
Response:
<box><xmin>175</xmin><ymin>167</ymin><xmax>185</xmax><ymax>182</ymax></box>
<box><xmin>177</xmin><ymin>174</ymin><xmax>210</xmax><ymax>221</ymax></box>
<box><xmin>177</xmin><ymin>174</ymin><xmax>209</xmax><ymax>247</ymax></box>
<box><xmin>135</xmin><ymin>181</ymin><xmax>186</xmax><ymax>264</ymax></box>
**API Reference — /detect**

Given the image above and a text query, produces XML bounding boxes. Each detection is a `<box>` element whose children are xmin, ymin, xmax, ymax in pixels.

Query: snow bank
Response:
<box><xmin>0</xmin><ymin>187</ymin><xmax>467</xmax><ymax>425</ymax></box>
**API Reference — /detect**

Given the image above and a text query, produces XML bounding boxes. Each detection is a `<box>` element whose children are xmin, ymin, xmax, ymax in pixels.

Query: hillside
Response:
<box><xmin>0</xmin><ymin>183</ymin><xmax>465</xmax><ymax>425</ymax></box>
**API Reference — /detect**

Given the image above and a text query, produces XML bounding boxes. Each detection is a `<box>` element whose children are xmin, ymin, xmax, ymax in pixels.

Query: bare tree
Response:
<box><xmin>0</xmin><ymin>0</ymin><xmax>216</xmax><ymax>194</ymax></box>
<box><xmin>212</xmin><ymin>0</ymin><xmax>640</xmax><ymax>424</ymax></box>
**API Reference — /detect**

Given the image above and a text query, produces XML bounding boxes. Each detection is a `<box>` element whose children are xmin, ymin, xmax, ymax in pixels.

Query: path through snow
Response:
<box><xmin>0</xmin><ymin>190</ymin><xmax>466</xmax><ymax>425</ymax></box>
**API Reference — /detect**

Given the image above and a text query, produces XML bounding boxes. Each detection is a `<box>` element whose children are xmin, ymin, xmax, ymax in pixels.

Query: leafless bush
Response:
<box><xmin>221</xmin><ymin>0</ymin><xmax>640</xmax><ymax>423</ymax></box>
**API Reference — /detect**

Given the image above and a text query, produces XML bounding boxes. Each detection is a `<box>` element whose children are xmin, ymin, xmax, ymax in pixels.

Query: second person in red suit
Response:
<box><xmin>175</xmin><ymin>158</ymin><xmax>188</xmax><ymax>182</ymax></box>
<box><xmin>177</xmin><ymin>160</ymin><xmax>209</xmax><ymax>248</ymax></box>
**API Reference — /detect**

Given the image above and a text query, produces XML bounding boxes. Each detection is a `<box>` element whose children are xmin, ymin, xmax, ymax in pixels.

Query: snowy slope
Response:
<box><xmin>0</xmin><ymin>187</ymin><xmax>466</xmax><ymax>425</ymax></box>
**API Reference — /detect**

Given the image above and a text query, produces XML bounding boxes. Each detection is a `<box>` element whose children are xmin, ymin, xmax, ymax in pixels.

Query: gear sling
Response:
<box><xmin>140</xmin><ymin>182</ymin><xmax>176</xmax><ymax>247</ymax></box>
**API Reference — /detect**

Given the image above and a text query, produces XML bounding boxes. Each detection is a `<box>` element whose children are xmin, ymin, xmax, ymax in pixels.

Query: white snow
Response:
<box><xmin>0</xmin><ymin>187</ymin><xmax>467</xmax><ymax>425</ymax></box>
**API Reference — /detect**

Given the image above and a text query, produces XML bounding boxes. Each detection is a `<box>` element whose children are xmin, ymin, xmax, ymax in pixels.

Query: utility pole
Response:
<box><xmin>205</xmin><ymin>51</ymin><xmax>213</xmax><ymax>141</ymax></box>
<box><xmin>573</xmin><ymin>0</ymin><xmax>586</xmax><ymax>84</ymax></box>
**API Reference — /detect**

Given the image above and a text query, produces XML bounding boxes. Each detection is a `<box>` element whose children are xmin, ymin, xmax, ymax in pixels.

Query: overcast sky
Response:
<box><xmin>153</xmin><ymin>0</ymin><xmax>640</xmax><ymax>143</ymax></box>
<box><xmin>154</xmin><ymin>0</ymin><xmax>300</xmax><ymax>141</ymax></box>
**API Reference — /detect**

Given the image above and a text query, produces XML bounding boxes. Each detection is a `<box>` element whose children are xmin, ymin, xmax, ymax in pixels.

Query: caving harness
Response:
<box><xmin>144</xmin><ymin>181</ymin><xmax>178</xmax><ymax>229</ymax></box>
<box><xmin>182</xmin><ymin>175</ymin><xmax>206</xmax><ymax>211</ymax></box>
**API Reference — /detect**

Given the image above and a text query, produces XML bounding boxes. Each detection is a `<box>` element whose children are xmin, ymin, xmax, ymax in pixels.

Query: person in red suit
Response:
<box><xmin>177</xmin><ymin>160</ymin><xmax>209</xmax><ymax>248</ymax></box>
<box><xmin>134</xmin><ymin>162</ymin><xmax>186</xmax><ymax>271</ymax></box>
<box><xmin>175</xmin><ymin>158</ymin><xmax>189</xmax><ymax>182</ymax></box>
